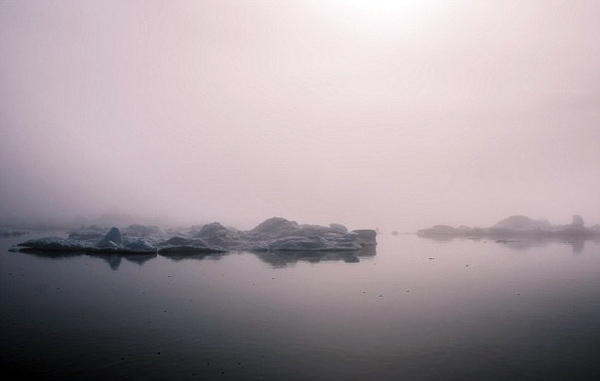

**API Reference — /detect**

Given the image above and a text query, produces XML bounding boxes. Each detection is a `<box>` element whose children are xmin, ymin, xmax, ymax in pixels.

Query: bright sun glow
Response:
<box><xmin>310</xmin><ymin>0</ymin><xmax>449</xmax><ymax>40</ymax></box>
<box><xmin>340</xmin><ymin>0</ymin><xmax>440</xmax><ymax>14</ymax></box>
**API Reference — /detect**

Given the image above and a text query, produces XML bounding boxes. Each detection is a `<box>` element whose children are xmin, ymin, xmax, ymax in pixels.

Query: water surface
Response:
<box><xmin>2</xmin><ymin>231</ymin><xmax>600</xmax><ymax>380</ymax></box>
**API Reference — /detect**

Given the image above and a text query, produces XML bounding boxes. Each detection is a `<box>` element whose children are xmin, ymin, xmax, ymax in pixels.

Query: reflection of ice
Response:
<box><xmin>163</xmin><ymin>252</ymin><xmax>228</xmax><ymax>263</ymax></box>
<box><xmin>253</xmin><ymin>246</ymin><xmax>376</xmax><ymax>268</ymax></box>
<box><xmin>11</xmin><ymin>217</ymin><xmax>380</xmax><ymax>269</ymax></box>
<box><xmin>14</xmin><ymin>247</ymin><xmax>157</xmax><ymax>270</ymax></box>
<box><xmin>419</xmin><ymin>235</ymin><xmax>588</xmax><ymax>254</ymax></box>
<box><xmin>92</xmin><ymin>253</ymin><xmax>160</xmax><ymax>269</ymax></box>
<box><xmin>13</xmin><ymin>245</ymin><xmax>377</xmax><ymax>270</ymax></box>
<box><xmin>570</xmin><ymin>239</ymin><xmax>585</xmax><ymax>255</ymax></box>
<box><xmin>15</xmin><ymin>218</ymin><xmax>377</xmax><ymax>254</ymax></box>
<box><xmin>9</xmin><ymin>248</ymin><xmax>84</xmax><ymax>258</ymax></box>
<box><xmin>92</xmin><ymin>254</ymin><xmax>122</xmax><ymax>271</ymax></box>
<box><xmin>494</xmin><ymin>237</ymin><xmax>587</xmax><ymax>254</ymax></box>
<box><xmin>124</xmin><ymin>253</ymin><xmax>158</xmax><ymax>265</ymax></box>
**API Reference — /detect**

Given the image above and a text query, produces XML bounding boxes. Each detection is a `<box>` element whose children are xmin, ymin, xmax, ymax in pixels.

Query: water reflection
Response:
<box><xmin>163</xmin><ymin>252</ymin><xmax>228</xmax><ymax>263</ymax></box>
<box><xmin>11</xmin><ymin>248</ymin><xmax>86</xmax><ymax>258</ymax></box>
<box><xmin>3</xmin><ymin>234</ymin><xmax>600</xmax><ymax>381</ymax></box>
<box><xmin>12</xmin><ymin>248</ymin><xmax>158</xmax><ymax>270</ymax></box>
<box><xmin>13</xmin><ymin>245</ymin><xmax>377</xmax><ymax>270</ymax></box>
<box><xmin>92</xmin><ymin>254</ymin><xmax>123</xmax><ymax>270</ymax></box>
<box><xmin>417</xmin><ymin>234</ymin><xmax>594</xmax><ymax>254</ymax></box>
<box><xmin>89</xmin><ymin>253</ymin><xmax>158</xmax><ymax>270</ymax></box>
<box><xmin>253</xmin><ymin>246</ymin><xmax>376</xmax><ymax>268</ymax></box>
<box><xmin>123</xmin><ymin>253</ymin><xmax>158</xmax><ymax>266</ymax></box>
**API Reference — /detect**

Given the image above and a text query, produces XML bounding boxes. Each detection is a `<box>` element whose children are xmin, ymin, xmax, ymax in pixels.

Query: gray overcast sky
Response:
<box><xmin>1</xmin><ymin>0</ymin><xmax>599</xmax><ymax>231</ymax></box>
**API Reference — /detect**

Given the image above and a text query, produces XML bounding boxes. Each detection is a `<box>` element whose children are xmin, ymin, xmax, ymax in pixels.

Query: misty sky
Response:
<box><xmin>1</xmin><ymin>0</ymin><xmax>599</xmax><ymax>231</ymax></box>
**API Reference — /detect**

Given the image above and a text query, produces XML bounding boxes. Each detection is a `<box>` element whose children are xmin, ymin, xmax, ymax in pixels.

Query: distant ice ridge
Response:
<box><xmin>12</xmin><ymin>217</ymin><xmax>377</xmax><ymax>255</ymax></box>
<box><xmin>417</xmin><ymin>214</ymin><xmax>600</xmax><ymax>240</ymax></box>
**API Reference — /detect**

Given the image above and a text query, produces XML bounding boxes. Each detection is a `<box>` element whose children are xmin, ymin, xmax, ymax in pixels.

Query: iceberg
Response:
<box><xmin>12</xmin><ymin>217</ymin><xmax>377</xmax><ymax>257</ymax></box>
<box><xmin>17</xmin><ymin>236</ymin><xmax>91</xmax><ymax>252</ymax></box>
<box><xmin>417</xmin><ymin>215</ymin><xmax>600</xmax><ymax>240</ymax></box>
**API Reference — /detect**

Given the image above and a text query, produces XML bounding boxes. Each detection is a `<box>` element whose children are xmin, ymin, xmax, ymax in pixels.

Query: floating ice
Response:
<box><xmin>417</xmin><ymin>214</ymin><xmax>600</xmax><ymax>240</ymax></box>
<box><xmin>12</xmin><ymin>217</ymin><xmax>377</xmax><ymax>257</ymax></box>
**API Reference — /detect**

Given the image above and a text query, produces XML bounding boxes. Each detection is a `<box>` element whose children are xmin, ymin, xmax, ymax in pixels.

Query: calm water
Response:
<box><xmin>2</xmin><ymin>231</ymin><xmax>600</xmax><ymax>380</ymax></box>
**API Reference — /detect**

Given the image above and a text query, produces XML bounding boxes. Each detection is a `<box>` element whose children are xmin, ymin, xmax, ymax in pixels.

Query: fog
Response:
<box><xmin>1</xmin><ymin>0</ymin><xmax>599</xmax><ymax>232</ymax></box>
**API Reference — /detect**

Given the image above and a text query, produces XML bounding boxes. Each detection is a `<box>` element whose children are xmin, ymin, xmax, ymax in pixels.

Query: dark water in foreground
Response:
<box><xmin>2</xmin><ymin>231</ymin><xmax>600</xmax><ymax>380</ymax></box>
